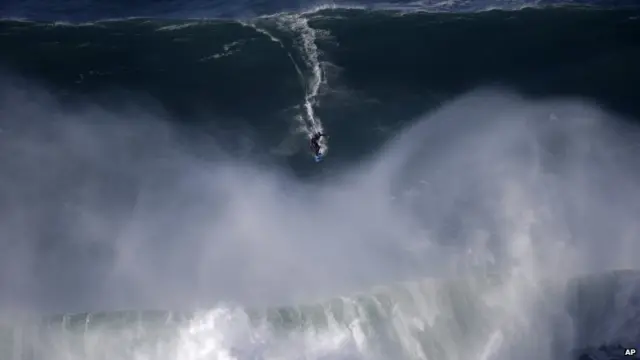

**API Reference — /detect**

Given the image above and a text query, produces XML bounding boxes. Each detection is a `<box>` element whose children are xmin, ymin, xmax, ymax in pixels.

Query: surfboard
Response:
<box><xmin>314</xmin><ymin>146</ymin><xmax>327</xmax><ymax>162</ymax></box>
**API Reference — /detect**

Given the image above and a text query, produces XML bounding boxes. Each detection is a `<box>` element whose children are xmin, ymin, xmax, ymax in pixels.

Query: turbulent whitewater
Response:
<box><xmin>1</xmin><ymin>4</ymin><xmax>640</xmax><ymax>360</ymax></box>
<box><xmin>2</xmin><ymin>271</ymin><xmax>639</xmax><ymax>359</ymax></box>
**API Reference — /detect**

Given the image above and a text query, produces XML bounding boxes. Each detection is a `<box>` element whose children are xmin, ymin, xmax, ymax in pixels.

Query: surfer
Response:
<box><xmin>310</xmin><ymin>132</ymin><xmax>325</xmax><ymax>157</ymax></box>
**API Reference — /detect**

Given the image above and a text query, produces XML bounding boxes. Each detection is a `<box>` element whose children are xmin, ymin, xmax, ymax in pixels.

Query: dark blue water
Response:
<box><xmin>1</xmin><ymin>4</ymin><xmax>639</xmax><ymax>172</ymax></box>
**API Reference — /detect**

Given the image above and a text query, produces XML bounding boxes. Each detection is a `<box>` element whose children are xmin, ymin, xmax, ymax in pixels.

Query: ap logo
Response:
<box><xmin>625</xmin><ymin>348</ymin><xmax>637</xmax><ymax>356</ymax></box>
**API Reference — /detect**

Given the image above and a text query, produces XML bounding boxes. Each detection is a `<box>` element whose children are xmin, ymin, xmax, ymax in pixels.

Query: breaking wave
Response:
<box><xmin>1</xmin><ymin>4</ymin><xmax>640</xmax><ymax>360</ymax></box>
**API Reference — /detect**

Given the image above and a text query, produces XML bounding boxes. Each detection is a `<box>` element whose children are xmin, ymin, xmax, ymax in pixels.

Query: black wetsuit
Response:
<box><xmin>310</xmin><ymin>133</ymin><xmax>325</xmax><ymax>156</ymax></box>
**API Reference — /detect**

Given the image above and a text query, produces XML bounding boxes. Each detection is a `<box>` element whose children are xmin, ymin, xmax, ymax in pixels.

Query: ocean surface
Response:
<box><xmin>1</xmin><ymin>1</ymin><xmax>640</xmax><ymax>359</ymax></box>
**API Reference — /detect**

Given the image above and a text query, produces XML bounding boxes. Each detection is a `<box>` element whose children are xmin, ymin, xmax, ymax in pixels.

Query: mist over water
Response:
<box><xmin>1</xmin><ymin>78</ymin><xmax>639</xmax><ymax>358</ymax></box>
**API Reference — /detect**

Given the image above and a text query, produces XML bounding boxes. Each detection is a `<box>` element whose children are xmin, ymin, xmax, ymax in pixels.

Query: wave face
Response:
<box><xmin>2</xmin><ymin>5</ymin><xmax>640</xmax><ymax>360</ymax></box>
<box><xmin>2</xmin><ymin>7</ymin><xmax>640</xmax><ymax>170</ymax></box>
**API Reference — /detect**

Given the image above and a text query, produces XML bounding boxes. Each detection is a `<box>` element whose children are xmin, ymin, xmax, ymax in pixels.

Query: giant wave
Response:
<box><xmin>1</xmin><ymin>5</ymin><xmax>640</xmax><ymax>360</ymax></box>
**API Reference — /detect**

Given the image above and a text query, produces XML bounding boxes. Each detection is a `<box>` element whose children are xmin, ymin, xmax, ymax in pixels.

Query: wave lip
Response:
<box><xmin>4</xmin><ymin>0</ymin><xmax>640</xmax><ymax>22</ymax></box>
